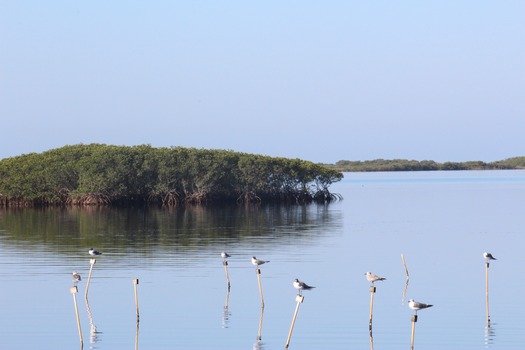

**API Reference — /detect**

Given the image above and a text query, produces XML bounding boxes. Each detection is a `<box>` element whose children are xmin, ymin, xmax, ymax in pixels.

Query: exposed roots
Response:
<box><xmin>237</xmin><ymin>191</ymin><xmax>261</xmax><ymax>204</ymax></box>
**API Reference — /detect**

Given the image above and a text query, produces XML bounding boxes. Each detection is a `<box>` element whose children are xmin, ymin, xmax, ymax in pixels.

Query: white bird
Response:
<box><xmin>252</xmin><ymin>256</ymin><xmax>269</xmax><ymax>266</ymax></box>
<box><xmin>408</xmin><ymin>299</ymin><xmax>433</xmax><ymax>313</ymax></box>
<box><xmin>89</xmin><ymin>248</ymin><xmax>102</xmax><ymax>257</ymax></box>
<box><xmin>221</xmin><ymin>252</ymin><xmax>231</xmax><ymax>259</ymax></box>
<box><xmin>293</xmin><ymin>278</ymin><xmax>315</xmax><ymax>295</ymax></box>
<box><xmin>365</xmin><ymin>271</ymin><xmax>386</xmax><ymax>284</ymax></box>
<box><xmin>483</xmin><ymin>252</ymin><xmax>497</xmax><ymax>261</ymax></box>
<box><xmin>72</xmin><ymin>271</ymin><xmax>81</xmax><ymax>285</ymax></box>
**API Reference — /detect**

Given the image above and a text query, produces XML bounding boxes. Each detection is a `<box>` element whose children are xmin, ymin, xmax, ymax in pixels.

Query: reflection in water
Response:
<box><xmin>252</xmin><ymin>339</ymin><xmax>265</xmax><ymax>350</ymax></box>
<box><xmin>84</xmin><ymin>257</ymin><xmax>100</xmax><ymax>345</ymax></box>
<box><xmin>1</xmin><ymin>170</ymin><xmax>524</xmax><ymax>349</ymax></box>
<box><xmin>252</xmin><ymin>308</ymin><xmax>265</xmax><ymax>350</ymax></box>
<box><xmin>222</xmin><ymin>290</ymin><xmax>231</xmax><ymax>329</ymax></box>
<box><xmin>253</xmin><ymin>307</ymin><xmax>265</xmax><ymax>350</ymax></box>
<box><xmin>401</xmin><ymin>254</ymin><xmax>410</xmax><ymax>305</ymax></box>
<box><xmin>484</xmin><ymin>323</ymin><xmax>495</xmax><ymax>348</ymax></box>
<box><xmin>135</xmin><ymin>319</ymin><xmax>140</xmax><ymax>350</ymax></box>
<box><xmin>0</xmin><ymin>204</ymin><xmax>339</xmax><ymax>255</ymax></box>
<box><xmin>369</xmin><ymin>331</ymin><xmax>374</xmax><ymax>350</ymax></box>
<box><xmin>85</xmin><ymin>295</ymin><xmax>100</xmax><ymax>345</ymax></box>
<box><xmin>133</xmin><ymin>279</ymin><xmax>140</xmax><ymax>350</ymax></box>
<box><xmin>402</xmin><ymin>277</ymin><xmax>409</xmax><ymax>305</ymax></box>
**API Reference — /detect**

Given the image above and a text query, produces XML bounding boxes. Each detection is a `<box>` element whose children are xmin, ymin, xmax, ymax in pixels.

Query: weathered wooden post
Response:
<box><xmin>285</xmin><ymin>294</ymin><xmax>304</xmax><ymax>348</ymax></box>
<box><xmin>485</xmin><ymin>261</ymin><xmax>490</xmax><ymax>326</ymax></box>
<box><xmin>223</xmin><ymin>259</ymin><xmax>231</xmax><ymax>291</ymax></box>
<box><xmin>133</xmin><ymin>279</ymin><xmax>140</xmax><ymax>322</ymax></box>
<box><xmin>410</xmin><ymin>314</ymin><xmax>417</xmax><ymax>350</ymax></box>
<box><xmin>369</xmin><ymin>285</ymin><xmax>376</xmax><ymax>331</ymax></box>
<box><xmin>256</xmin><ymin>268</ymin><xmax>265</xmax><ymax>308</ymax></box>
<box><xmin>84</xmin><ymin>258</ymin><xmax>96</xmax><ymax>298</ymax></box>
<box><xmin>257</xmin><ymin>306</ymin><xmax>264</xmax><ymax>342</ymax></box>
<box><xmin>70</xmin><ymin>286</ymin><xmax>83</xmax><ymax>347</ymax></box>
<box><xmin>483</xmin><ymin>252</ymin><xmax>497</xmax><ymax>326</ymax></box>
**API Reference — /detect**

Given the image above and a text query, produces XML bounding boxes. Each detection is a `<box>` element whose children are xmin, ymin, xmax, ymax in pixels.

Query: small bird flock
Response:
<box><xmin>71</xmin><ymin>250</ymin><xmax>497</xmax><ymax>319</ymax></box>
<box><xmin>70</xmin><ymin>248</ymin><xmax>103</xmax><ymax>287</ymax></box>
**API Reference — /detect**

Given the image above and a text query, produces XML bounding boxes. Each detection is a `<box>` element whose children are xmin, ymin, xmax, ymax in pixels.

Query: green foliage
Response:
<box><xmin>0</xmin><ymin>144</ymin><xmax>343</xmax><ymax>206</ymax></box>
<box><xmin>491</xmin><ymin>157</ymin><xmax>525</xmax><ymax>169</ymax></box>
<box><xmin>324</xmin><ymin>157</ymin><xmax>525</xmax><ymax>172</ymax></box>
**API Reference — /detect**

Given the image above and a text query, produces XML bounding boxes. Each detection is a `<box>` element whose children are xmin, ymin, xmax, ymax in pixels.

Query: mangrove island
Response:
<box><xmin>0</xmin><ymin>144</ymin><xmax>343</xmax><ymax>207</ymax></box>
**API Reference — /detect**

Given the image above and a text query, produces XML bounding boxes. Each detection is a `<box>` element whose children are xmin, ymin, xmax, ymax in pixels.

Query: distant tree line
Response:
<box><xmin>0</xmin><ymin>144</ymin><xmax>343</xmax><ymax>207</ymax></box>
<box><xmin>321</xmin><ymin>157</ymin><xmax>525</xmax><ymax>172</ymax></box>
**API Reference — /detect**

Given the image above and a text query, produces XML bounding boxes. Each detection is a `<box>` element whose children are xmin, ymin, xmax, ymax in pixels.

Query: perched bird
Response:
<box><xmin>89</xmin><ymin>248</ymin><xmax>102</xmax><ymax>257</ymax></box>
<box><xmin>221</xmin><ymin>252</ymin><xmax>231</xmax><ymax>259</ymax></box>
<box><xmin>293</xmin><ymin>278</ymin><xmax>315</xmax><ymax>295</ymax></box>
<box><xmin>72</xmin><ymin>271</ymin><xmax>81</xmax><ymax>285</ymax></box>
<box><xmin>252</xmin><ymin>256</ymin><xmax>269</xmax><ymax>266</ymax></box>
<box><xmin>365</xmin><ymin>271</ymin><xmax>386</xmax><ymax>284</ymax></box>
<box><xmin>408</xmin><ymin>299</ymin><xmax>433</xmax><ymax>314</ymax></box>
<box><xmin>483</xmin><ymin>252</ymin><xmax>497</xmax><ymax>261</ymax></box>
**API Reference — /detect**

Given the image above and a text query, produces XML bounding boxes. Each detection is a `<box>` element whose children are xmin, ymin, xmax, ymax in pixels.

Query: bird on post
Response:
<box><xmin>293</xmin><ymin>278</ymin><xmax>315</xmax><ymax>295</ymax></box>
<box><xmin>252</xmin><ymin>256</ymin><xmax>270</xmax><ymax>267</ymax></box>
<box><xmin>483</xmin><ymin>252</ymin><xmax>497</xmax><ymax>262</ymax></box>
<box><xmin>72</xmin><ymin>271</ymin><xmax>81</xmax><ymax>286</ymax></box>
<box><xmin>408</xmin><ymin>299</ymin><xmax>433</xmax><ymax>314</ymax></box>
<box><xmin>89</xmin><ymin>248</ymin><xmax>102</xmax><ymax>257</ymax></box>
<box><xmin>221</xmin><ymin>252</ymin><xmax>231</xmax><ymax>259</ymax></box>
<box><xmin>365</xmin><ymin>271</ymin><xmax>386</xmax><ymax>284</ymax></box>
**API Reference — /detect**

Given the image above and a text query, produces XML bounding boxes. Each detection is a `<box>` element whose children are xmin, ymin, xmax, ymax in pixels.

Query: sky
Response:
<box><xmin>1</xmin><ymin>1</ymin><xmax>524</xmax><ymax>164</ymax></box>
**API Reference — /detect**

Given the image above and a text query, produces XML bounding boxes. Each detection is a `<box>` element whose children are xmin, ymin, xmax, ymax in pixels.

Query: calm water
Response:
<box><xmin>0</xmin><ymin>170</ymin><xmax>524</xmax><ymax>349</ymax></box>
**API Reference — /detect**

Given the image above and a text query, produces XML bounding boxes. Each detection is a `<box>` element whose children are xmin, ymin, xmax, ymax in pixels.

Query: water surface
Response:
<box><xmin>0</xmin><ymin>170</ymin><xmax>524</xmax><ymax>349</ymax></box>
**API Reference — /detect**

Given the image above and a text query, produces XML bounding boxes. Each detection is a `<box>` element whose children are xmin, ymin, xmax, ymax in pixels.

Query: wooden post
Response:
<box><xmin>485</xmin><ymin>262</ymin><xmax>490</xmax><ymax>326</ymax></box>
<box><xmin>369</xmin><ymin>285</ymin><xmax>376</xmax><ymax>331</ymax></box>
<box><xmin>257</xmin><ymin>306</ymin><xmax>264</xmax><ymax>341</ymax></box>
<box><xmin>410</xmin><ymin>314</ymin><xmax>417</xmax><ymax>350</ymax></box>
<box><xmin>224</xmin><ymin>289</ymin><xmax>230</xmax><ymax>309</ymax></box>
<box><xmin>285</xmin><ymin>294</ymin><xmax>304</xmax><ymax>348</ymax></box>
<box><xmin>133</xmin><ymin>279</ymin><xmax>140</xmax><ymax>322</ymax></box>
<box><xmin>70</xmin><ymin>286</ymin><xmax>83</xmax><ymax>347</ymax></box>
<box><xmin>223</xmin><ymin>260</ymin><xmax>231</xmax><ymax>291</ymax></box>
<box><xmin>256</xmin><ymin>268</ymin><xmax>265</xmax><ymax>308</ymax></box>
<box><xmin>84</xmin><ymin>258</ymin><xmax>96</xmax><ymax>298</ymax></box>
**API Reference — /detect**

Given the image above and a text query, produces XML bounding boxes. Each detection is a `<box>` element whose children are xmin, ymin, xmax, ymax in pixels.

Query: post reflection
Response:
<box><xmin>484</xmin><ymin>323</ymin><xmax>495</xmax><ymax>348</ymax></box>
<box><xmin>84</xmin><ymin>295</ymin><xmax>100</xmax><ymax>345</ymax></box>
<box><xmin>402</xmin><ymin>277</ymin><xmax>409</xmax><ymax>305</ymax></box>
<box><xmin>401</xmin><ymin>254</ymin><xmax>410</xmax><ymax>305</ymax></box>
<box><xmin>135</xmin><ymin>318</ymin><xmax>140</xmax><ymax>350</ymax></box>
<box><xmin>222</xmin><ymin>290</ymin><xmax>231</xmax><ymax>329</ymax></box>
<box><xmin>252</xmin><ymin>306</ymin><xmax>265</xmax><ymax>350</ymax></box>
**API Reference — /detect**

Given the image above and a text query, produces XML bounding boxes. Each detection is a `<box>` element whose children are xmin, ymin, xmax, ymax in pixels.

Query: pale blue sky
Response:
<box><xmin>1</xmin><ymin>1</ymin><xmax>524</xmax><ymax>163</ymax></box>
